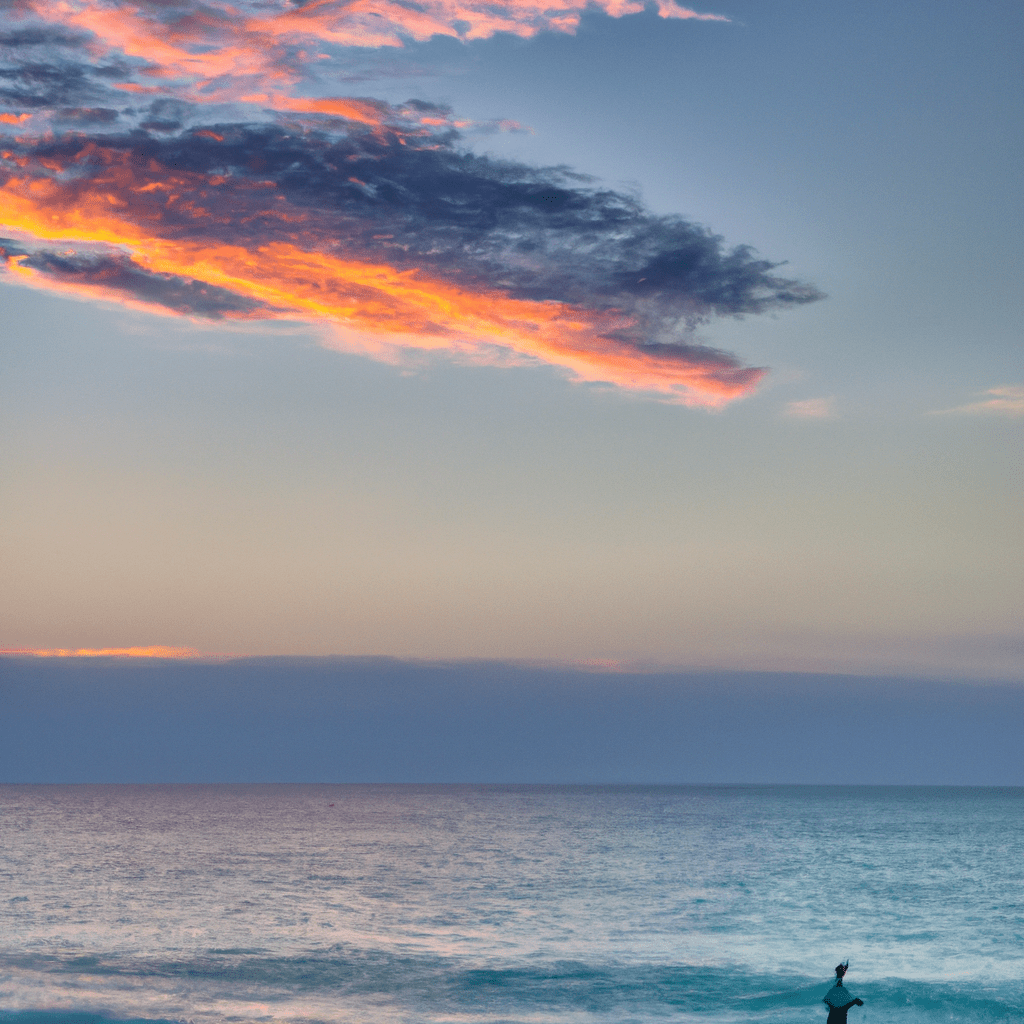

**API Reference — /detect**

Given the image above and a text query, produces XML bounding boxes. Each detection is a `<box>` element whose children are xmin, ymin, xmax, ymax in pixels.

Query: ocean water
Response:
<box><xmin>0</xmin><ymin>786</ymin><xmax>1021</xmax><ymax>1024</ymax></box>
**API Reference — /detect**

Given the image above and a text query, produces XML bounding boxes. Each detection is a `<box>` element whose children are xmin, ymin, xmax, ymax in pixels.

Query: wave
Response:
<box><xmin>3</xmin><ymin>950</ymin><xmax>1022</xmax><ymax>1023</ymax></box>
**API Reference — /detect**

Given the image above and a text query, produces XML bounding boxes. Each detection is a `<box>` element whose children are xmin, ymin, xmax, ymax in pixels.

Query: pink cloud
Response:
<box><xmin>783</xmin><ymin>397</ymin><xmax>837</xmax><ymax>419</ymax></box>
<box><xmin>933</xmin><ymin>385</ymin><xmax>1024</xmax><ymax>418</ymax></box>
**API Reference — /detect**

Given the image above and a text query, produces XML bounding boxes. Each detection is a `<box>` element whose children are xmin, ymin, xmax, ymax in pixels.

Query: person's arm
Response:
<box><xmin>841</xmin><ymin>998</ymin><xmax>864</xmax><ymax>1010</ymax></box>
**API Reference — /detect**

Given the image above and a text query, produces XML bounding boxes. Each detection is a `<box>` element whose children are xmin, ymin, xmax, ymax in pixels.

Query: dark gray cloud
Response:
<box><xmin>0</xmin><ymin>27</ymin><xmax>90</xmax><ymax>49</ymax></box>
<box><xmin>53</xmin><ymin>105</ymin><xmax>119</xmax><ymax>123</ymax></box>
<box><xmin>139</xmin><ymin>118</ymin><xmax>182</xmax><ymax>132</ymax></box>
<box><xmin>0</xmin><ymin>58</ymin><xmax>130</xmax><ymax>108</ymax></box>
<box><xmin>0</xmin><ymin>20</ymin><xmax>135</xmax><ymax>113</ymax></box>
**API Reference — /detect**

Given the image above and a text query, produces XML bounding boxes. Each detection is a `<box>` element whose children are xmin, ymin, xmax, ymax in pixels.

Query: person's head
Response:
<box><xmin>835</xmin><ymin>962</ymin><xmax>849</xmax><ymax>980</ymax></box>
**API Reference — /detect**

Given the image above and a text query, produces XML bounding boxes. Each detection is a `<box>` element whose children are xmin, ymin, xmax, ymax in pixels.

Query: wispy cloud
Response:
<box><xmin>3</xmin><ymin>0</ymin><xmax>727</xmax><ymax>110</ymax></box>
<box><xmin>0</xmin><ymin>0</ymin><xmax>821</xmax><ymax>406</ymax></box>
<box><xmin>0</xmin><ymin>646</ymin><xmax>204</xmax><ymax>658</ymax></box>
<box><xmin>783</xmin><ymin>396</ymin><xmax>837</xmax><ymax>419</ymax></box>
<box><xmin>931</xmin><ymin>385</ymin><xmax>1024</xmax><ymax>418</ymax></box>
<box><xmin>0</xmin><ymin>239</ymin><xmax>281</xmax><ymax>318</ymax></box>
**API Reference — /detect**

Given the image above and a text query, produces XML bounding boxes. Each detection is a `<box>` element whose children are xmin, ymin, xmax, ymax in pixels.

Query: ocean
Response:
<box><xmin>1</xmin><ymin>786</ymin><xmax>1021</xmax><ymax>1024</ymax></box>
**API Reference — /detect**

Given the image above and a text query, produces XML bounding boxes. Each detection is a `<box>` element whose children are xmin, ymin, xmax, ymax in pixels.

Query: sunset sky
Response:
<box><xmin>1</xmin><ymin>0</ymin><xmax>1021</xmax><ymax>679</ymax></box>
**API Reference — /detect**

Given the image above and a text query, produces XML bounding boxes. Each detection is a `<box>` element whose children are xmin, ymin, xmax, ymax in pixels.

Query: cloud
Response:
<box><xmin>0</xmin><ymin>240</ymin><xmax>282</xmax><ymax>318</ymax></box>
<box><xmin>931</xmin><ymin>385</ymin><xmax>1024</xmax><ymax>418</ymax></box>
<box><xmin>783</xmin><ymin>396</ymin><xmax>837</xmax><ymax>419</ymax></box>
<box><xmin>1</xmin><ymin>120</ymin><xmax>822</xmax><ymax>403</ymax></box>
<box><xmin>2</xmin><ymin>0</ymin><xmax>727</xmax><ymax>112</ymax></box>
<box><xmin>0</xmin><ymin>58</ymin><xmax>108</xmax><ymax>109</ymax></box>
<box><xmin>52</xmin><ymin>105</ymin><xmax>119</xmax><ymax>123</ymax></box>
<box><xmin>0</xmin><ymin>646</ymin><xmax>203</xmax><ymax>658</ymax></box>
<box><xmin>6</xmin><ymin>0</ymin><xmax>727</xmax><ymax>109</ymax></box>
<box><xmin>0</xmin><ymin>0</ymin><xmax>823</xmax><ymax>405</ymax></box>
<box><xmin>5</xmin><ymin>660</ymin><xmax>1024</xmax><ymax>783</ymax></box>
<box><xmin>0</xmin><ymin>27</ymin><xmax>91</xmax><ymax>49</ymax></box>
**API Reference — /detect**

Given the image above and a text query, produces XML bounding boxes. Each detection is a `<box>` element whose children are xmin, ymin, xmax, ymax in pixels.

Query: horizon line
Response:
<box><xmin>2</xmin><ymin>647</ymin><xmax>1022</xmax><ymax>684</ymax></box>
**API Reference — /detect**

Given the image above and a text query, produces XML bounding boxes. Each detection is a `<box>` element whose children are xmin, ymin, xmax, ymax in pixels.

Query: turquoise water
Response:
<box><xmin>1</xmin><ymin>786</ymin><xmax>1021</xmax><ymax>1023</ymax></box>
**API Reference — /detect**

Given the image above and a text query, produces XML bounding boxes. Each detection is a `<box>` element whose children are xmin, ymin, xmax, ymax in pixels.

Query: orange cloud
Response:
<box><xmin>0</xmin><ymin>159</ymin><xmax>760</xmax><ymax>404</ymax></box>
<box><xmin>1</xmin><ymin>646</ymin><xmax>204</xmax><ymax>658</ymax></box>
<box><xmin>241</xmin><ymin>95</ymin><xmax>387</xmax><ymax>125</ymax></box>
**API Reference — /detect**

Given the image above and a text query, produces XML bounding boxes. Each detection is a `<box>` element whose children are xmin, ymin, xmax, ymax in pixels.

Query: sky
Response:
<box><xmin>1</xmin><ymin>0</ymin><xmax>1022</xmax><ymax>682</ymax></box>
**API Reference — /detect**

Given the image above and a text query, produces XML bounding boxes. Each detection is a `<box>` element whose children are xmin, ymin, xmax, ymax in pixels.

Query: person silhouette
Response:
<box><xmin>823</xmin><ymin>962</ymin><xmax>864</xmax><ymax>1023</ymax></box>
